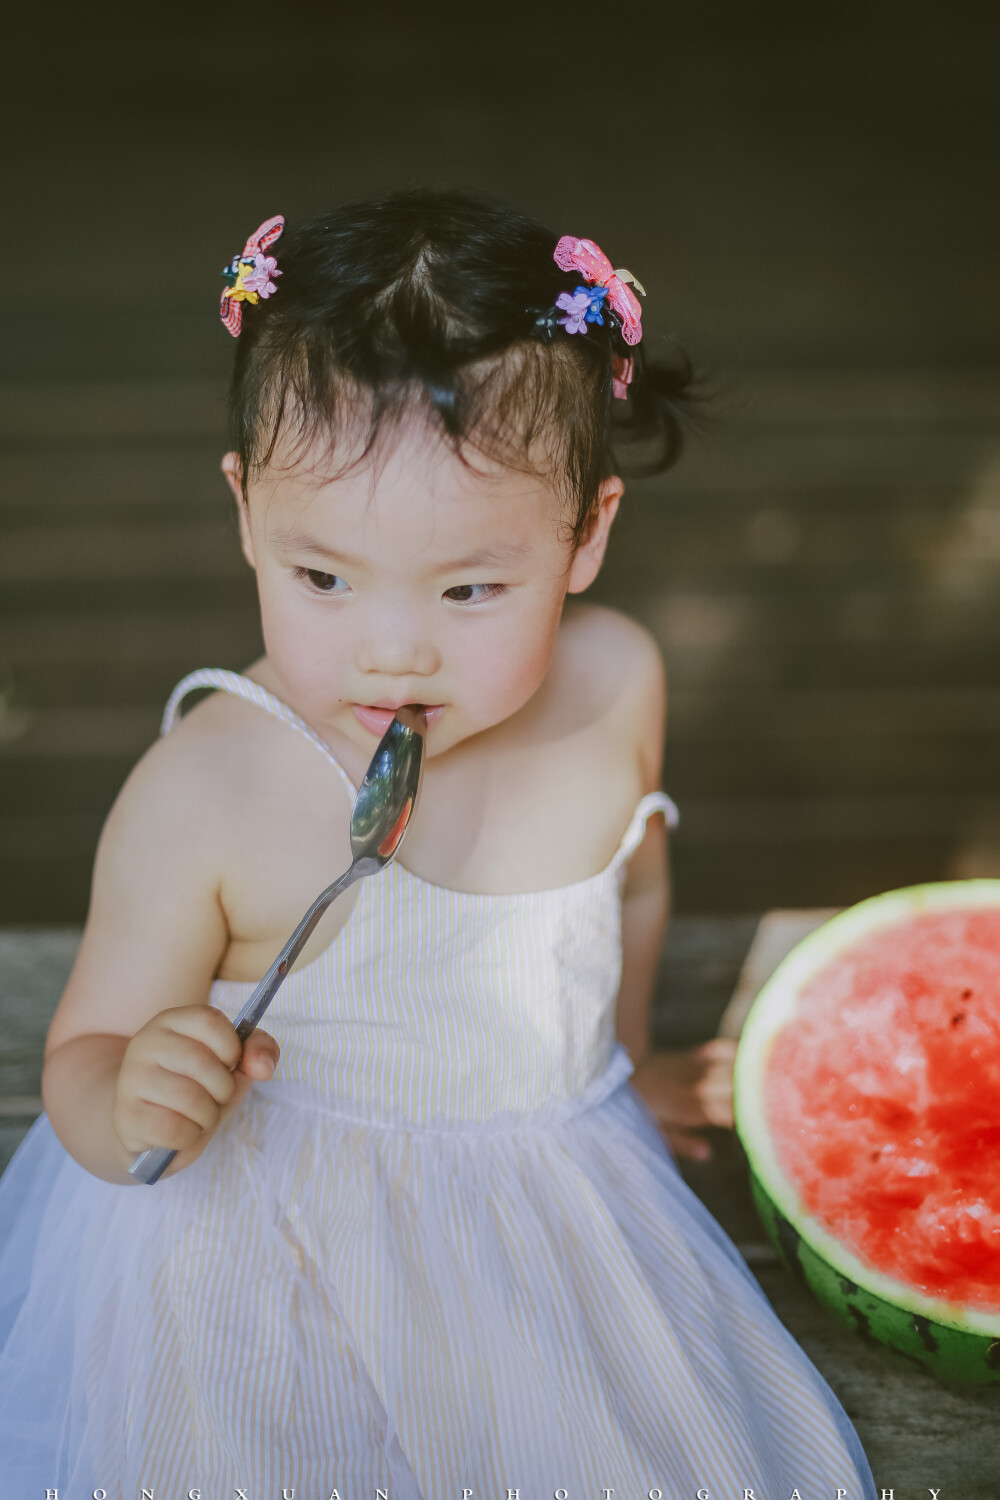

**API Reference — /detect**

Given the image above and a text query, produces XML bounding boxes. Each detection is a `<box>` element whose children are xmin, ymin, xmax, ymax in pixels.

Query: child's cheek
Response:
<box><xmin>458</xmin><ymin>611</ymin><xmax>559</xmax><ymax>723</ymax></box>
<box><xmin>259</xmin><ymin>587</ymin><xmax>348</xmax><ymax>706</ymax></box>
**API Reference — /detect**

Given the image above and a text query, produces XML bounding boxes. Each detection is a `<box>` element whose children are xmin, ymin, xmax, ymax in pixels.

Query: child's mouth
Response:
<box><xmin>352</xmin><ymin>703</ymin><xmax>444</xmax><ymax>736</ymax></box>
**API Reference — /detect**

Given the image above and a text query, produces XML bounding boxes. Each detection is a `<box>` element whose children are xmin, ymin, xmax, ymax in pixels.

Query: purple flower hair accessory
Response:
<box><xmin>528</xmin><ymin>233</ymin><xmax>645</xmax><ymax>399</ymax></box>
<box><xmin>240</xmin><ymin>252</ymin><xmax>281</xmax><ymax>299</ymax></box>
<box><xmin>554</xmin><ymin>290</ymin><xmax>589</xmax><ymax>334</ymax></box>
<box><xmin>220</xmin><ymin>215</ymin><xmax>285</xmax><ymax>337</ymax></box>
<box><xmin>555</xmin><ymin>284</ymin><xmax>609</xmax><ymax>335</ymax></box>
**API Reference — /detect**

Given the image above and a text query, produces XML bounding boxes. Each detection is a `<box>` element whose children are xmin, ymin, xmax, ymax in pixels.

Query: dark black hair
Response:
<box><xmin>229</xmin><ymin>188</ymin><xmax>696</xmax><ymax>550</ymax></box>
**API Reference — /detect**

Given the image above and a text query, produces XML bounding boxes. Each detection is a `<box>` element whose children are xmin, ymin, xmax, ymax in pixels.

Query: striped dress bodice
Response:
<box><xmin>163</xmin><ymin>669</ymin><xmax>679</xmax><ymax>1131</ymax></box>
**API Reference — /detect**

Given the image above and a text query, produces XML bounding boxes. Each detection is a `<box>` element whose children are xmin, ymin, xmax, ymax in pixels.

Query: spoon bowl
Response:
<box><xmin>128</xmin><ymin>704</ymin><xmax>428</xmax><ymax>1184</ymax></box>
<box><xmin>350</xmin><ymin>703</ymin><xmax>427</xmax><ymax>866</ymax></box>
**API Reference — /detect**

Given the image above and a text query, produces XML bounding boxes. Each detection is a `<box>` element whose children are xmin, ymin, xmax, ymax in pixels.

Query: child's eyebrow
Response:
<box><xmin>270</xmin><ymin>526</ymin><xmax>531</xmax><ymax>572</ymax></box>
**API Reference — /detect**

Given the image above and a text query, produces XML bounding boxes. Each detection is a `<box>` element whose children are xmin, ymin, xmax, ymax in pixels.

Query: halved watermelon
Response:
<box><xmin>734</xmin><ymin>881</ymin><xmax>1000</xmax><ymax>1384</ymax></box>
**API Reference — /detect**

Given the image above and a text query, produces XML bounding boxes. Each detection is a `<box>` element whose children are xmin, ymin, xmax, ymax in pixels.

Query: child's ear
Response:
<box><xmin>222</xmin><ymin>452</ymin><xmax>256</xmax><ymax>570</ymax></box>
<box><xmin>566</xmin><ymin>476</ymin><xmax>624</xmax><ymax>594</ymax></box>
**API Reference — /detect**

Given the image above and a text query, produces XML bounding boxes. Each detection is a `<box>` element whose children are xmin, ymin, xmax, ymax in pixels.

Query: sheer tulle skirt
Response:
<box><xmin>0</xmin><ymin>1081</ymin><xmax>876</xmax><ymax>1499</ymax></box>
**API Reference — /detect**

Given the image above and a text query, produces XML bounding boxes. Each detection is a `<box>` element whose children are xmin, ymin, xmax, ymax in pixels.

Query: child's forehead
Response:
<box><xmin>257</xmin><ymin>417</ymin><xmax>569</xmax><ymax>551</ymax></box>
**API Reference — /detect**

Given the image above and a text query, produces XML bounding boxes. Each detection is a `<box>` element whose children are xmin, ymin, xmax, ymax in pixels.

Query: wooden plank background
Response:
<box><xmin>3</xmin><ymin>3</ymin><xmax>1000</xmax><ymax>919</ymax></box>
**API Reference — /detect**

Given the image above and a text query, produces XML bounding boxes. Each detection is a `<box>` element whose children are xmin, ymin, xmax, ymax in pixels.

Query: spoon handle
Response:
<box><xmin>127</xmin><ymin>861</ymin><xmax>367</xmax><ymax>1185</ymax></box>
<box><xmin>231</xmin><ymin>862</ymin><xmax>365</xmax><ymax>1040</ymax></box>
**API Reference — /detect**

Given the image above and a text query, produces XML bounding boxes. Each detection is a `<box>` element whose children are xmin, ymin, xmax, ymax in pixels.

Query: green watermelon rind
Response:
<box><xmin>734</xmin><ymin>880</ymin><xmax>1000</xmax><ymax>1385</ymax></box>
<box><xmin>748</xmin><ymin>1168</ymin><xmax>1000</xmax><ymax>1385</ymax></box>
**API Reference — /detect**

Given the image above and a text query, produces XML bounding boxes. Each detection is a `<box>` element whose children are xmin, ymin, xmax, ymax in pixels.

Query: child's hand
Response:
<box><xmin>112</xmin><ymin>1006</ymin><xmax>280</xmax><ymax>1174</ymax></box>
<box><xmin>630</xmin><ymin>1039</ymin><xmax>737</xmax><ymax>1163</ymax></box>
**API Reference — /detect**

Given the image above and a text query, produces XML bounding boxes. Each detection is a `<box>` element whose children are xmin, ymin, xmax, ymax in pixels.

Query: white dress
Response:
<box><xmin>0</xmin><ymin>670</ymin><xmax>877</xmax><ymax>1499</ymax></box>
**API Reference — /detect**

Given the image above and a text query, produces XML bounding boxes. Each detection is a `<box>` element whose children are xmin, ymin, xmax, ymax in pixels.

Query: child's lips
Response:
<box><xmin>351</xmin><ymin>703</ymin><xmax>444</xmax><ymax>735</ymax></box>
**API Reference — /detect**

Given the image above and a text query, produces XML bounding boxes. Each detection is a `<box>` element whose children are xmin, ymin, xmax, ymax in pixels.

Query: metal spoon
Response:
<box><xmin>128</xmin><ymin>703</ymin><xmax>428</xmax><ymax>1185</ymax></box>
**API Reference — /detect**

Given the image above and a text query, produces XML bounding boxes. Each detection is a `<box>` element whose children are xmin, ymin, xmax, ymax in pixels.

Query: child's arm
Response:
<box><xmin>614</xmin><ymin>627</ymin><xmax>671</xmax><ymax>1070</ymax></box>
<box><xmin>41</xmin><ymin>717</ymin><xmax>279</xmax><ymax>1186</ymax></box>
<box><xmin>613</xmin><ymin>629</ymin><xmax>736</xmax><ymax>1161</ymax></box>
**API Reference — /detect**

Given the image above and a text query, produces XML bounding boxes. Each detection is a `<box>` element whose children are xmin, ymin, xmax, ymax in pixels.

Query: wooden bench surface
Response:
<box><xmin>2</xmin><ymin>916</ymin><xmax>997</xmax><ymax>1492</ymax></box>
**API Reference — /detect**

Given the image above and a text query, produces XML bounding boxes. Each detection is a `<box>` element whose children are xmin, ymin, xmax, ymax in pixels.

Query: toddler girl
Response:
<box><xmin>0</xmin><ymin>190</ymin><xmax>875</xmax><ymax>1498</ymax></box>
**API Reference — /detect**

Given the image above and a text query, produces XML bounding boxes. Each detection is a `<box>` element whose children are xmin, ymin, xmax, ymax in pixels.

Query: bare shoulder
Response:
<box><xmin>558</xmin><ymin>602</ymin><xmax>667</xmax><ymax>783</ymax></box>
<box><xmin>561</xmin><ymin>600</ymin><xmax>665</xmax><ymax>689</ymax></box>
<box><xmin>101</xmin><ymin>690</ymin><xmax>253</xmax><ymax>864</ymax></box>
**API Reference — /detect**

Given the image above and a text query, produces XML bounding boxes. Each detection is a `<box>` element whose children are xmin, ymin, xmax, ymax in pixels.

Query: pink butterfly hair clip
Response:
<box><xmin>220</xmin><ymin>215</ymin><xmax>285</xmax><ymax>337</ymax></box>
<box><xmin>533</xmin><ymin>234</ymin><xmax>646</xmax><ymax>398</ymax></box>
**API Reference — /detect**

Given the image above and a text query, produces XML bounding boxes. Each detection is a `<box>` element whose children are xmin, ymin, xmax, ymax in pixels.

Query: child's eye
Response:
<box><xmin>294</xmin><ymin>567</ymin><xmax>350</xmax><ymax>595</ymax></box>
<box><xmin>443</xmin><ymin>583</ymin><xmax>509</xmax><ymax>605</ymax></box>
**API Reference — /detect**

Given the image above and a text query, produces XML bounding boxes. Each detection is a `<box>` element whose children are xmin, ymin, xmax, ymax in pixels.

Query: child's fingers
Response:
<box><xmin>119</xmin><ymin>1015</ymin><xmax>277</xmax><ymax>1153</ymax></box>
<box><xmin>116</xmin><ymin>1060</ymin><xmax>222</xmax><ymax>1156</ymax></box>
<box><xmin>698</xmin><ymin>1070</ymin><xmax>735</xmax><ymax>1126</ymax></box>
<box><xmin>179</xmin><ymin>1035</ymin><xmax>277</xmax><ymax>1140</ymax></box>
<box><xmin>696</xmin><ymin>1041</ymin><xmax>736</xmax><ymax>1127</ymax></box>
<box><xmin>695</xmin><ymin>1038</ymin><xmax>739</xmax><ymax>1059</ymax></box>
<box><xmin>216</xmin><ymin>1066</ymin><xmax>257</xmax><ymax>1120</ymax></box>
<box><xmin>702</xmin><ymin>1097</ymin><xmax>734</xmax><ymax>1128</ymax></box>
<box><xmin>664</xmin><ymin>1127</ymin><xmax>713</xmax><ymax>1162</ymax></box>
<box><xmin>238</xmin><ymin>1031</ymin><xmax>281</xmax><ymax>1080</ymax></box>
<box><xmin>631</xmin><ymin>1044</ymin><xmax>737</xmax><ymax>1132</ymax></box>
<box><xmin>132</xmin><ymin>1030</ymin><xmax>239</xmax><ymax>1120</ymax></box>
<box><xmin>213</xmin><ymin>1036</ymin><xmax>279</xmax><ymax>1135</ymax></box>
<box><xmin>163</xmin><ymin>1011</ymin><xmax>278</xmax><ymax>1085</ymax></box>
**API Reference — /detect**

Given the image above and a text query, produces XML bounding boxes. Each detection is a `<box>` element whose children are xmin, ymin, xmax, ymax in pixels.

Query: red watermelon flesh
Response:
<box><xmin>765</xmin><ymin>908</ymin><xmax>1000</xmax><ymax>1309</ymax></box>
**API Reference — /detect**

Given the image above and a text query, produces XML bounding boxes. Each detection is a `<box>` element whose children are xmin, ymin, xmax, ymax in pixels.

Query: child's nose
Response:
<box><xmin>355</xmin><ymin>620</ymin><xmax>440</xmax><ymax>679</ymax></box>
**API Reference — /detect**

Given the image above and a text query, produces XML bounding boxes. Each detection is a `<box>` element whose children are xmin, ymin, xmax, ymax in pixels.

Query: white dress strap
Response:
<box><xmin>160</xmin><ymin>669</ymin><xmax>358</xmax><ymax>800</ymax></box>
<box><xmin>611</xmin><ymin>791</ymin><xmax>679</xmax><ymax>869</ymax></box>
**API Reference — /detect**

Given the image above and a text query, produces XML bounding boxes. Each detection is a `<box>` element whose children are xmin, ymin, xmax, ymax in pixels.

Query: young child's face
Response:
<box><xmin>224</xmin><ymin>416</ymin><xmax>621</xmax><ymax>759</ymax></box>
